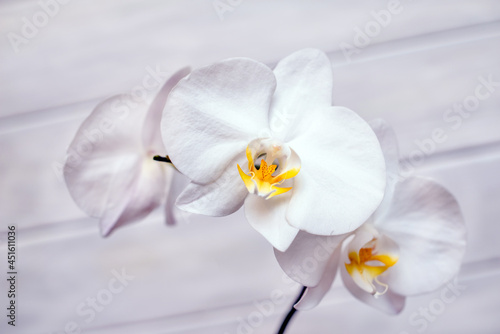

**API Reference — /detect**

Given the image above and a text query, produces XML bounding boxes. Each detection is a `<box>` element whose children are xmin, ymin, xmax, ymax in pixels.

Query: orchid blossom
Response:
<box><xmin>275</xmin><ymin>120</ymin><xmax>467</xmax><ymax>313</ymax></box>
<box><xmin>161</xmin><ymin>49</ymin><xmax>386</xmax><ymax>251</ymax></box>
<box><xmin>64</xmin><ymin>68</ymin><xmax>190</xmax><ymax>236</ymax></box>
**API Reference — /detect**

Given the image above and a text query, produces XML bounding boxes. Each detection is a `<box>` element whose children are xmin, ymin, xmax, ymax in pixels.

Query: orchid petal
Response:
<box><xmin>287</xmin><ymin>106</ymin><xmax>386</xmax><ymax>235</ymax></box>
<box><xmin>164</xmin><ymin>171</ymin><xmax>190</xmax><ymax>226</ymax></box>
<box><xmin>270</xmin><ymin>49</ymin><xmax>333</xmax><ymax>142</ymax></box>
<box><xmin>162</xmin><ymin>58</ymin><xmax>276</xmax><ymax>184</ymax></box>
<box><xmin>377</xmin><ymin>177</ymin><xmax>467</xmax><ymax>296</ymax></box>
<box><xmin>175</xmin><ymin>154</ymin><xmax>248</xmax><ymax>216</ymax></box>
<box><xmin>64</xmin><ymin>97</ymin><xmax>145</xmax><ymax>213</ymax></box>
<box><xmin>95</xmin><ymin>154</ymin><xmax>142</xmax><ymax>235</ymax></box>
<box><xmin>340</xmin><ymin>263</ymin><xmax>406</xmax><ymax>315</ymax></box>
<box><xmin>370</xmin><ymin>119</ymin><xmax>401</xmax><ymax>220</ymax></box>
<box><xmin>100</xmin><ymin>158</ymin><xmax>169</xmax><ymax>236</ymax></box>
<box><xmin>346</xmin><ymin>225</ymin><xmax>377</xmax><ymax>255</ymax></box>
<box><xmin>244</xmin><ymin>192</ymin><xmax>299</xmax><ymax>252</ymax></box>
<box><xmin>274</xmin><ymin>232</ymin><xmax>345</xmax><ymax>287</ymax></box>
<box><xmin>143</xmin><ymin>67</ymin><xmax>191</xmax><ymax>152</ymax></box>
<box><xmin>294</xmin><ymin>246</ymin><xmax>341</xmax><ymax>311</ymax></box>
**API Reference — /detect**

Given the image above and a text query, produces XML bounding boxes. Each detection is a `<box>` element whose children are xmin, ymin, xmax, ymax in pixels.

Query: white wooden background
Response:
<box><xmin>1</xmin><ymin>1</ymin><xmax>500</xmax><ymax>333</ymax></box>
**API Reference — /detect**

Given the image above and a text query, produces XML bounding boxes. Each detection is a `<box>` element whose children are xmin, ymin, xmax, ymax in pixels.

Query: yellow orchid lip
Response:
<box><xmin>237</xmin><ymin>140</ymin><xmax>300</xmax><ymax>200</ymax></box>
<box><xmin>345</xmin><ymin>238</ymin><xmax>398</xmax><ymax>297</ymax></box>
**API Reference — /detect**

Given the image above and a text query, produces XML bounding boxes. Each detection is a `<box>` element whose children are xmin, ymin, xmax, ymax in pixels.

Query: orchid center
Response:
<box><xmin>345</xmin><ymin>235</ymin><xmax>399</xmax><ymax>298</ymax></box>
<box><xmin>237</xmin><ymin>138</ymin><xmax>300</xmax><ymax>200</ymax></box>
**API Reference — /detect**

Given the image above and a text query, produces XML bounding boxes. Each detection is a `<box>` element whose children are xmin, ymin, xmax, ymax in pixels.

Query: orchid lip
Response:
<box><xmin>237</xmin><ymin>138</ymin><xmax>300</xmax><ymax>199</ymax></box>
<box><xmin>345</xmin><ymin>234</ymin><xmax>399</xmax><ymax>298</ymax></box>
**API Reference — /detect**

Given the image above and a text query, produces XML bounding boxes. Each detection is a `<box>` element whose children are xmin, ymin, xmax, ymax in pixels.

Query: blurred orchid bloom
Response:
<box><xmin>64</xmin><ymin>68</ymin><xmax>190</xmax><ymax>236</ymax></box>
<box><xmin>161</xmin><ymin>49</ymin><xmax>386</xmax><ymax>251</ymax></box>
<box><xmin>274</xmin><ymin>120</ymin><xmax>466</xmax><ymax>314</ymax></box>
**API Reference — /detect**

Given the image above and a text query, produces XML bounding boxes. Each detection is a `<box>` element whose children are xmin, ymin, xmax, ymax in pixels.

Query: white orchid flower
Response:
<box><xmin>64</xmin><ymin>68</ymin><xmax>190</xmax><ymax>236</ymax></box>
<box><xmin>161</xmin><ymin>49</ymin><xmax>386</xmax><ymax>251</ymax></box>
<box><xmin>274</xmin><ymin>120</ymin><xmax>467</xmax><ymax>313</ymax></box>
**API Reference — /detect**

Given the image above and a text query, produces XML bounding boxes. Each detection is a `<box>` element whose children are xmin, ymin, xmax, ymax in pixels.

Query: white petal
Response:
<box><xmin>340</xmin><ymin>264</ymin><xmax>406</xmax><ymax>314</ymax></box>
<box><xmin>346</xmin><ymin>224</ymin><xmax>378</xmax><ymax>254</ymax></box>
<box><xmin>100</xmin><ymin>158</ymin><xmax>169</xmax><ymax>236</ymax></box>
<box><xmin>375</xmin><ymin>234</ymin><xmax>400</xmax><ymax>261</ymax></box>
<box><xmin>244</xmin><ymin>192</ymin><xmax>299</xmax><ymax>252</ymax></box>
<box><xmin>95</xmin><ymin>155</ymin><xmax>143</xmax><ymax>235</ymax></box>
<box><xmin>369</xmin><ymin>119</ymin><xmax>399</xmax><ymax>177</ymax></box>
<box><xmin>270</xmin><ymin>49</ymin><xmax>333</xmax><ymax>142</ymax></box>
<box><xmin>175</xmin><ymin>154</ymin><xmax>248</xmax><ymax>216</ymax></box>
<box><xmin>164</xmin><ymin>170</ymin><xmax>190</xmax><ymax>226</ymax></box>
<box><xmin>274</xmin><ymin>232</ymin><xmax>345</xmax><ymax>287</ymax></box>
<box><xmin>287</xmin><ymin>106</ymin><xmax>386</xmax><ymax>235</ymax></box>
<box><xmin>64</xmin><ymin>95</ymin><xmax>148</xmax><ymax>218</ymax></box>
<box><xmin>377</xmin><ymin>177</ymin><xmax>467</xmax><ymax>296</ymax></box>
<box><xmin>162</xmin><ymin>58</ymin><xmax>276</xmax><ymax>184</ymax></box>
<box><xmin>369</xmin><ymin>119</ymin><xmax>401</xmax><ymax>219</ymax></box>
<box><xmin>294</xmin><ymin>246</ymin><xmax>341</xmax><ymax>310</ymax></box>
<box><xmin>143</xmin><ymin>67</ymin><xmax>191</xmax><ymax>152</ymax></box>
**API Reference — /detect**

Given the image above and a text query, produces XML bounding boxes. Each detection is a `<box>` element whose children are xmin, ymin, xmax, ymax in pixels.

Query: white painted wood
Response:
<box><xmin>1</xmin><ymin>0</ymin><xmax>499</xmax><ymax>116</ymax></box>
<box><xmin>1</xmin><ymin>1</ymin><xmax>499</xmax><ymax>333</ymax></box>
<box><xmin>334</xmin><ymin>32</ymin><xmax>500</xmax><ymax>158</ymax></box>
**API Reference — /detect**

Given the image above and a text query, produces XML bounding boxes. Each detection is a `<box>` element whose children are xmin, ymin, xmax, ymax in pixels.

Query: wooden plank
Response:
<box><xmin>1</xmin><ymin>0</ymin><xmax>499</xmax><ymax>116</ymax></box>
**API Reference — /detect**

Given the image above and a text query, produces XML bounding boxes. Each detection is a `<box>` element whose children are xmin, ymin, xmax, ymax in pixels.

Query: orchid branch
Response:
<box><xmin>153</xmin><ymin>155</ymin><xmax>172</xmax><ymax>163</ymax></box>
<box><xmin>277</xmin><ymin>286</ymin><xmax>306</xmax><ymax>334</ymax></box>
